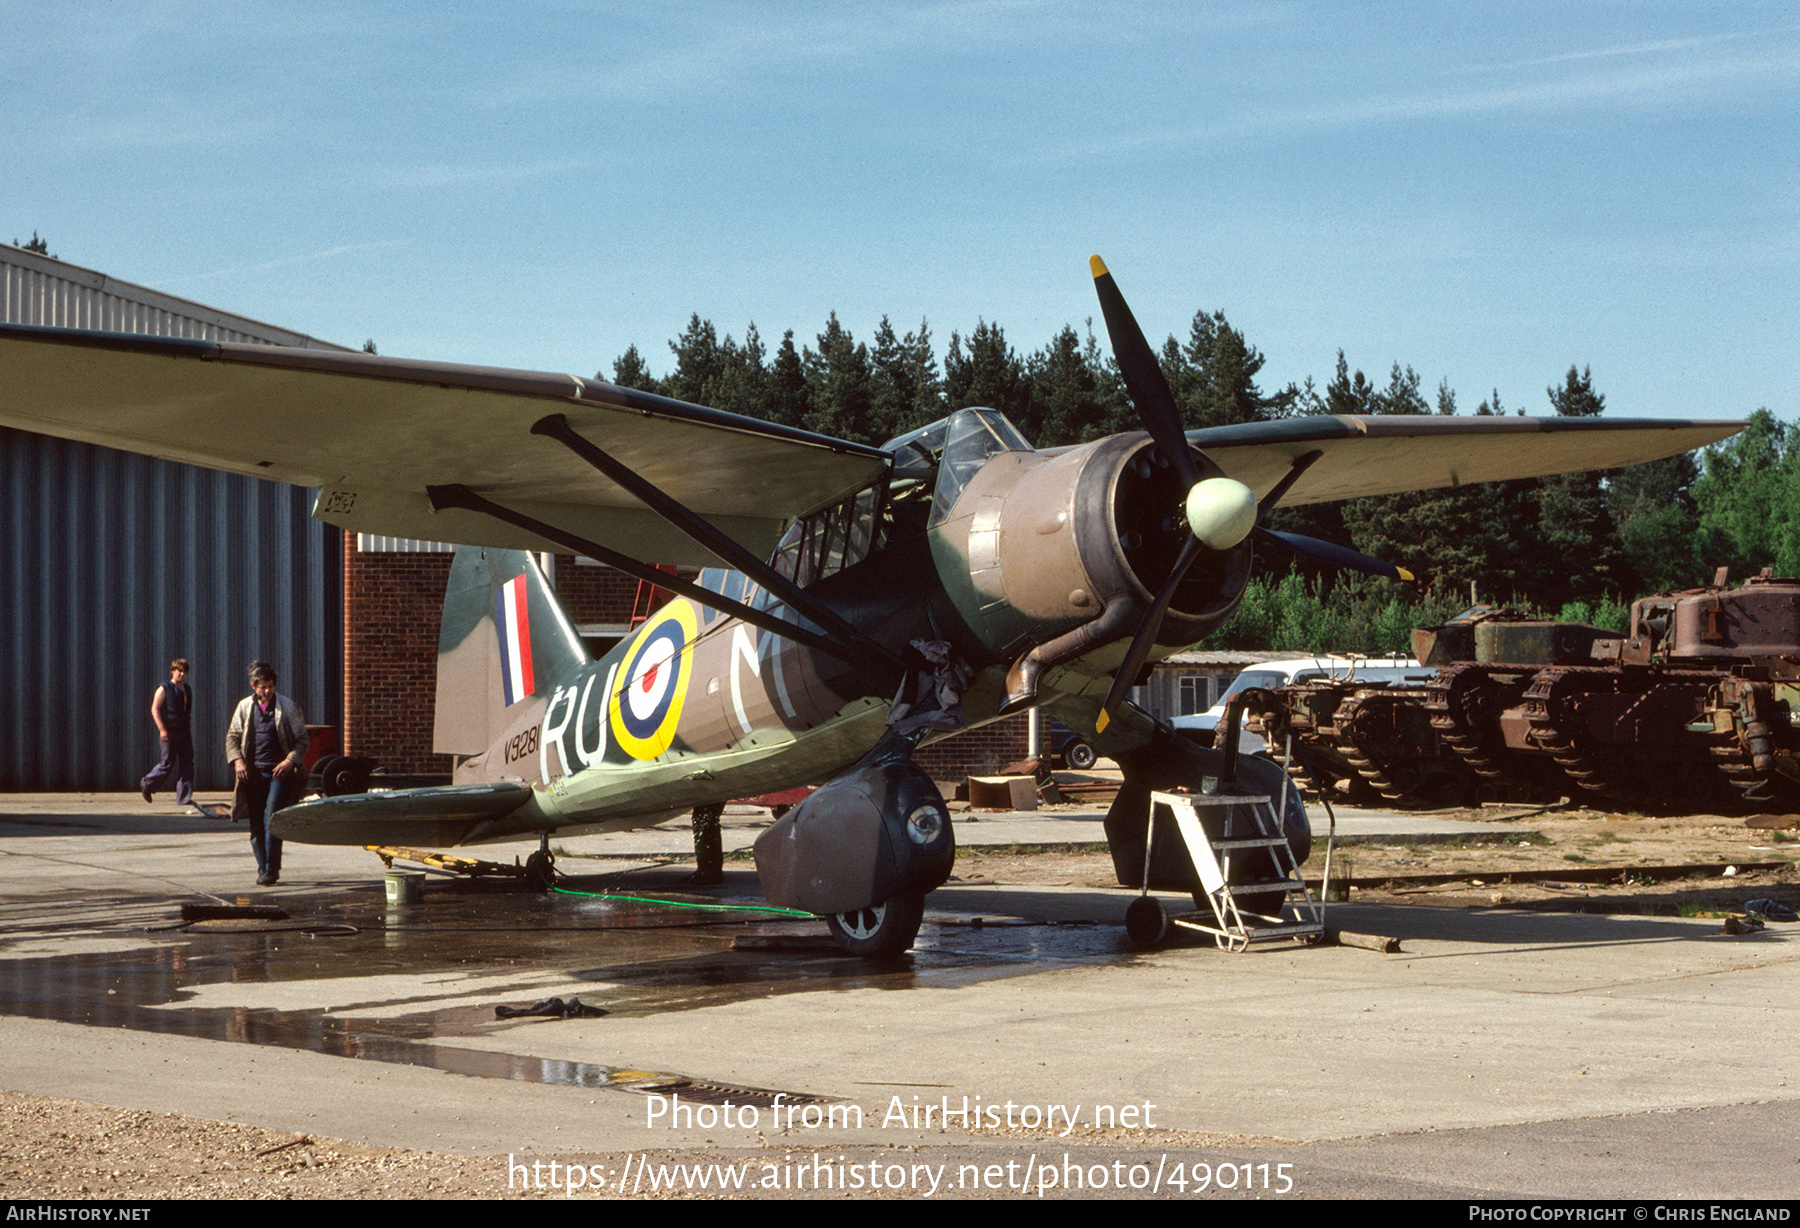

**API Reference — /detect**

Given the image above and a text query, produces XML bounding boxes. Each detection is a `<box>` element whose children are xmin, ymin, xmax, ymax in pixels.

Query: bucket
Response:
<box><xmin>384</xmin><ymin>869</ymin><xmax>426</xmax><ymax>905</ymax></box>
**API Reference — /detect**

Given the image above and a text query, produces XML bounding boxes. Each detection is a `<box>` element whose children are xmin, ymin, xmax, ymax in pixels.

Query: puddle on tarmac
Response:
<box><xmin>0</xmin><ymin>871</ymin><xmax>1130</xmax><ymax>1090</ymax></box>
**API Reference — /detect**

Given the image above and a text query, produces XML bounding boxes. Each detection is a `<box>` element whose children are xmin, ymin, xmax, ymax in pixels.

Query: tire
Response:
<box><xmin>1063</xmin><ymin>740</ymin><xmax>1098</xmax><ymax>771</ymax></box>
<box><xmin>524</xmin><ymin>849</ymin><xmax>556</xmax><ymax>892</ymax></box>
<box><xmin>1125</xmin><ymin>896</ymin><xmax>1169</xmax><ymax>948</ymax></box>
<box><xmin>322</xmin><ymin>757</ymin><xmax>369</xmax><ymax>797</ymax></box>
<box><xmin>824</xmin><ymin>892</ymin><xmax>926</xmax><ymax>958</ymax></box>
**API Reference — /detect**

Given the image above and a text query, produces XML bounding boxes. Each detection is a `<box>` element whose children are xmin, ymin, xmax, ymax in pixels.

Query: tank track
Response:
<box><xmin>1709</xmin><ymin>728</ymin><xmax>1772</xmax><ymax>803</ymax></box>
<box><xmin>1521</xmin><ymin>666</ymin><xmax>1731</xmax><ymax>807</ymax></box>
<box><xmin>1332</xmin><ymin>687</ymin><xmax>1440</xmax><ymax>804</ymax></box>
<box><xmin>1519</xmin><ymin>668</ymin><xmax>1628</xmax><ymax>799</ymax></box>
<box><xmin>1423</xmin><ymin>665</ymin><xmax>1523</xmax><ymax>784</ymax></box>
<box><xmin>1262</xmin><ymin>689</ymin><xmax>1362</xmax><ymax>803</ymax></box>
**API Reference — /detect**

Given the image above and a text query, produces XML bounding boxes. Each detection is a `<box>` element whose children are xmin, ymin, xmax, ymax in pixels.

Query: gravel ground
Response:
<box><xmin>0</xmin><ymin>1091</ymin><xmax>527</xmax><ymax>1200</ymax></box>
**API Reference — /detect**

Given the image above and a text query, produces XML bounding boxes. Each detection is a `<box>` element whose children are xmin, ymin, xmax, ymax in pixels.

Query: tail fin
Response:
<box><xmin>433</xmin><ymin>548</ymin><xmax>591</xmax><ymax>755</ymax></box>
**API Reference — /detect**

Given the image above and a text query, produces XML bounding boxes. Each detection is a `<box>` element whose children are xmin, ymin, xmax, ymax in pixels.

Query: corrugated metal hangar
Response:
<box><xmin>1</xmin><ymin>246</ymin><xmax>345</xmax><ymax>791</ymax></box>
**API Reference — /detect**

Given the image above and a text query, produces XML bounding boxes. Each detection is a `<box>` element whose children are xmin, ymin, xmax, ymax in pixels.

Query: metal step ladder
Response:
<box><xmin>1127</xmin><ymin>788</ymin><xmax>1326</xmax><ymax>952</ymax></box>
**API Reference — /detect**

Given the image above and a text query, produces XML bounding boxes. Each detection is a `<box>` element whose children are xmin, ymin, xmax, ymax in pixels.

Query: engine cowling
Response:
<box><xmin>927</xmin><ymin>431</ymin><xmax>1254</xmax><ymax>709</ymax></box>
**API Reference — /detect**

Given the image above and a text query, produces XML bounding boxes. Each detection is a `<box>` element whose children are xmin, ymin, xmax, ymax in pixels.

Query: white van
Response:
<box><xmin>1170</xmin><ymin>654</ymin><xmax>1436</xmax><ymax>754</ymax></box>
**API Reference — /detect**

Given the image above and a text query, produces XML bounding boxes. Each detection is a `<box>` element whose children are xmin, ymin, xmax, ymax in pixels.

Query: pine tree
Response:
<box><xmin>1182</xmin><ymin>310</ymin><xmax>1282</xmax><ymax>426</ymax></box>
<box><xmin>765</xmin><ymin>331</ymin><xmax>810</xmax><ymax>430</ymax></box>
<box><xmin>869</xmin><ymin>317</ymin><xmax>942</xmax><ymax>443</ymax></box>
<box><xmin>607</xmin><ymin>345</ymin><xmax>663</xmax><ymax>394</ymax></box>
<box><xmin>710</xmin><ymin>324</ymin><xmax>768</xmax><ymax>419</ymax></box>
<box><xmin>803</xmin><ymin>314</ymin><xmax>875</xmax><ymax>443</ymax></box>
<box><xmin>1027</xmin><ymin>325</ymin><xmax>1109</xmax><ymax>448</ymax></box>
<box><xmin>1326</xmin><ymin>351</ymin><xmax>1378</xmax><ymax>415</ymax></box>
<box><xmin>1531</xmin><ymin>367</ymin><xmax>1635</xmax><ymax>605</ymax></box>
<box><xmin>665</xmin><ymin>315</ymin><xmax>724</xmax><ymax>406</ymax></box>
<box><xmin>943</xmin><ymin>320</ymin><xmax>1031</xmax><ymax>430</ymax></box>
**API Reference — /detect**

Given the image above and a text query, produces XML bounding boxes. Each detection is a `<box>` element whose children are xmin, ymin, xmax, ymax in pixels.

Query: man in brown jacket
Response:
<box><xmin>225</xmin><ymin>661</ymin><xmax>307</xmax><ymax>886</ymax></box>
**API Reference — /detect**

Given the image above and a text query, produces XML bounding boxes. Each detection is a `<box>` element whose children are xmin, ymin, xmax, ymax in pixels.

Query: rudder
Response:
<box><xmin>433</xmin><ymin>548</ymin><xmax>591</xmax><ymax>755</ymax></box>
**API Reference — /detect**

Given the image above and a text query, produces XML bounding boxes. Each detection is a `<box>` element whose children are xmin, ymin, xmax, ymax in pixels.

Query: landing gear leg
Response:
<box><xmin>524</xmin><ymin>833</ymin><xmax>556</xmax><ymax>892</ymax></box>
<box><xmin>689</xmin><ymin>803</ymin><xmax>724</xmax><ymax>885</ymax></box>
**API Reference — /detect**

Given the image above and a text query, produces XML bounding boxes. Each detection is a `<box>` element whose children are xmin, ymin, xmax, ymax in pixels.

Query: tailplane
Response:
<box><xmin>433</xmin><ymin>548</ymin><xmax>591</xmax><ymax>755</ymax></box>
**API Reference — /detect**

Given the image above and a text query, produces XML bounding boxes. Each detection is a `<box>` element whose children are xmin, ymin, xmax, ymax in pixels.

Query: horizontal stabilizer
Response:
<box><xmin>270</xmin><ymin>781</ymin><xmax>532</xmax><ymax>846</ymax></box>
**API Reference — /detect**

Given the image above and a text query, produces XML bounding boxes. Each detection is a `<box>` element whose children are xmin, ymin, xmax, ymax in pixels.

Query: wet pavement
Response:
<box><xmin>2</xmin><ymin>794</ymin><xmax>1796</xmax><ymax>1199</ymax></box>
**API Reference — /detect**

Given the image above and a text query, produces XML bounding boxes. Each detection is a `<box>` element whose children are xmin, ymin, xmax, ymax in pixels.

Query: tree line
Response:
<box><xmin>604</xmin><ymin>309</ymin><xmax>1778</xmax><ymax>645</ymax></box>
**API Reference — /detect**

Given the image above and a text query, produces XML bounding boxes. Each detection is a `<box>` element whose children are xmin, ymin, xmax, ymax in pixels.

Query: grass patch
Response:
<box><xmin>1562</xmin><ymin>853</ymin><xmax>1589</xmax><ymax>863</ymax></box>
<box><xmin>1676</xmin><ymin>902</ymin><xmax>1728</xmax><ymax>919</ymax></box>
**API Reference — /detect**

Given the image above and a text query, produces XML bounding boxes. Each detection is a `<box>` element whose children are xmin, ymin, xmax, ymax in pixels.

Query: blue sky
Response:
<box><xmin>8</xmin><ymin>1</ymin><xmax>1795</xmax><ymax>424</ymax></box>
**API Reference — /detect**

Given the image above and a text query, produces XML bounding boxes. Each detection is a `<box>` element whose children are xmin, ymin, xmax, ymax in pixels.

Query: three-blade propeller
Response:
<box><xmin>1088</xmin><ymin>256</ymin><xmax>1413</xmax><ymax>731</ymax></box>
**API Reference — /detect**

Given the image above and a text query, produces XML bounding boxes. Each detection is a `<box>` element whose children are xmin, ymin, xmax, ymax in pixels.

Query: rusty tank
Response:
<box><xmin>1417</xmin><ymin>569</ymin><xmax>1800</xmax><ymax>809</ymax></box>
<box><xmin>1268</xmin><ymin>670</ymin><xmax>1480</xmax><ymax>807</ymax></box>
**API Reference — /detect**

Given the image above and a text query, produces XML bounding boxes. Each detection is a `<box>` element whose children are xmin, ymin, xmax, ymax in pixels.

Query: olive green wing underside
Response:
<box><xmin>0</xmin><ymin>325</ymin><xmax>890</xmax><ymax>564</ymax></box>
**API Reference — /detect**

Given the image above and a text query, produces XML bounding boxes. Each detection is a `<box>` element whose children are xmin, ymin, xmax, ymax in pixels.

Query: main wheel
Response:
<box><xmin>1064</xmin><ymin>739</ymin><xmax>1098</xmax><ymax>771</ymax></box>
<box><xmin>524</xmin><ymin>849</ymin><xmax>556</xmax><ymax>892</ymax></box>
<box><xmin>824</xmin><ymin>892</ymin><xmax>926</xmax><ymax>958</ymax></box>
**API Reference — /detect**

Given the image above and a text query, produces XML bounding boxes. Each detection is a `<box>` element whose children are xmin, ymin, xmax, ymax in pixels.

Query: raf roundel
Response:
<box><xmin>609</xmin><ymin>601</ymin><xmax>699</xmax><ymax>760</ymax></box>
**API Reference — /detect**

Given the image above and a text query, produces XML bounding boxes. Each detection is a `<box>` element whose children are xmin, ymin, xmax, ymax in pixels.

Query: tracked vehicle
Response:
<box><xmin>1267</xmin><ymin>668</ymin><xmax>1475</xmax><ymax>807</ymax></box>
<box><xmin>1416</xmin><ymin>570</ymin><xmax>1800</xmax><ymax>808</ymax></box>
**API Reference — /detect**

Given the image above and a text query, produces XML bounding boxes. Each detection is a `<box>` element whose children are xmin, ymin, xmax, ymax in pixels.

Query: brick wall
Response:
<box><xmin>342</xmin><ymin>550</ymin><xmax>455</xmax><ymax>775</ymax></box>
<box><xmin>915</xmin><ymin>714</ymin><xmax>1030</xmax><ymax>780</ymax></box>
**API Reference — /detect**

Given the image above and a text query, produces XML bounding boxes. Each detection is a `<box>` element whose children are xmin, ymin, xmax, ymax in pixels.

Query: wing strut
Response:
<box><xmin>424</xmin><ymin>483</ymin><xmax>883</xmax><ymax>677</ymax></box>
<box><xmin>530</xmin><ymin>413</ymin><xmax>907</xmax><ymax>678</ymax></box>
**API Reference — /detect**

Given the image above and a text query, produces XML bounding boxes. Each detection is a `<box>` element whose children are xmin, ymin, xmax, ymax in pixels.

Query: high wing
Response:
<box><xmin>1</xmin><ymin>323</ymin><xmax>1744</xmax><ymax>558</ymax></box>
<box><xmin>1190</xmin><ymin>414</ymin><xmax>1743</xmax><ymax>505</ymax></box>
<box><xmin>0</xmin><ymin>324</ymin><xmax>889</xmax><ymax>564</ymax></box>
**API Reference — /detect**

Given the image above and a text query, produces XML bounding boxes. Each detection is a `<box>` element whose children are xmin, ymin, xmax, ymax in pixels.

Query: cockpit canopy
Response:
<box><xmin>699</xmin><ymin>407</ymin><xmax>1033</xmax><ymax>610</ymax></box>
<box><xmin>880</xmin><ymin>408</ymin><xmax>1033</xmax><ymax>526</ymax></box>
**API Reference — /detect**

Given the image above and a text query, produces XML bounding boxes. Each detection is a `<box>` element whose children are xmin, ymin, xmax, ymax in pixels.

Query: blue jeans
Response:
<box><xmin>241</xmin><ymin>769</ymin><xmax>291</xmax><ymax>878</ymax></box>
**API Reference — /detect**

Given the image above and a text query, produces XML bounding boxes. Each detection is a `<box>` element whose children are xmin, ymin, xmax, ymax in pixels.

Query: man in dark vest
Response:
<box><xmin>225</xmin><ymin>661</ymin><xmax>307</xmax><ymax>886</ymax></box>
<box><xmin>141</xmin><ymin>659</ymin><xmax>194</xmax><ymax>805</ymax></box>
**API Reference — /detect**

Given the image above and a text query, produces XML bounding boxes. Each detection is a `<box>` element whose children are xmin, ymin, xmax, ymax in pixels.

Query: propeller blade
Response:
<box><xmin>1090</xmin><ymin>255</ymin><xmax>1198</xmax><ymax>488</ymax></box>
<box><xmin>1253</xmin><ymin>525</ymin><xmax>1415</xmax><ymax>582</ymax></box>
<box><xmin>1097</xmin><ymin>534</ymin><xmax>1206</xmax><ymax>732</ymax></box>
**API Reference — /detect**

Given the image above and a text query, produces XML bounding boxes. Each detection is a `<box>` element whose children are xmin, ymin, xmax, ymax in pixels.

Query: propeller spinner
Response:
<box><xmin>1088</xmin><ymin>256</ymin><xmax>1412</xmax><ymax>731</ymax></box>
